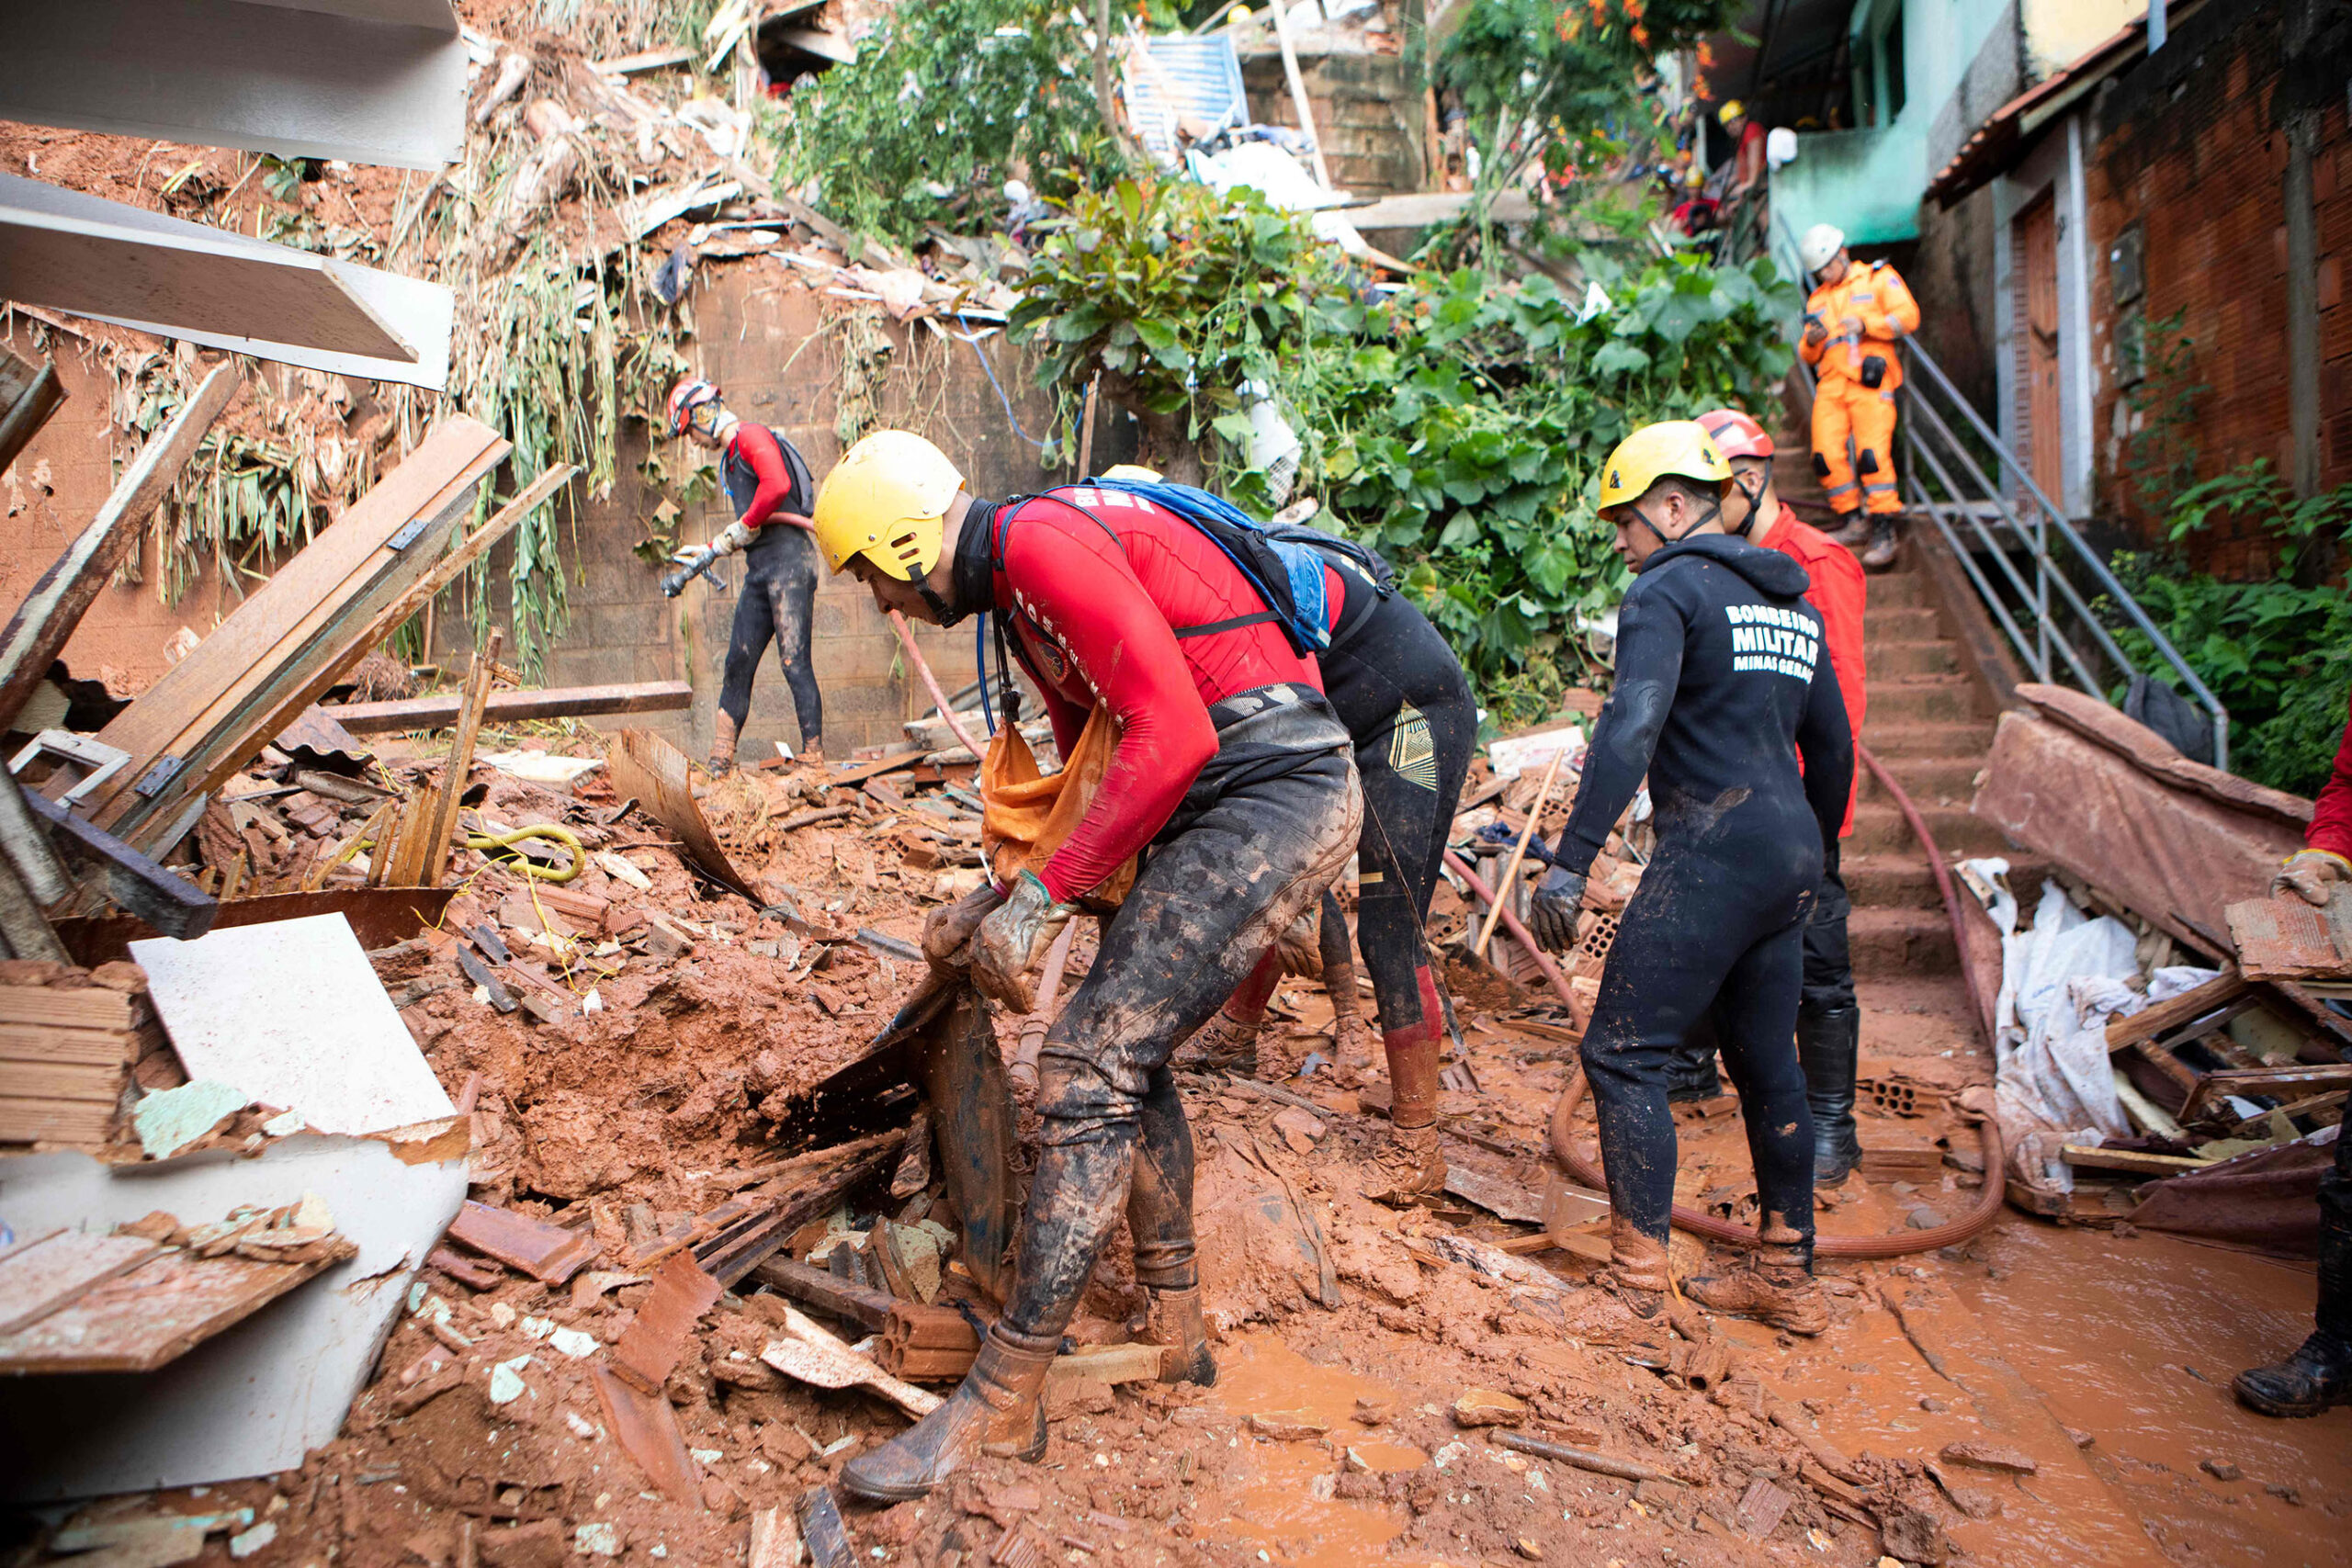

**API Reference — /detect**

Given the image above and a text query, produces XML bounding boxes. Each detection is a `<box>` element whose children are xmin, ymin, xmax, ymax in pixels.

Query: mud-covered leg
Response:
<box><xmin>1127</xmin><ymin>1066</ymin><xmax>1214</xmax><ymax>1384</ymax></box>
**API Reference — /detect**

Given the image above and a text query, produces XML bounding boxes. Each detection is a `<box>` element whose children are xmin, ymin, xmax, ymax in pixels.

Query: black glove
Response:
<box><xmin>1528</xmin><ymin>865</ymin><xmax>1588</xmax><ymax>953</ymax></box>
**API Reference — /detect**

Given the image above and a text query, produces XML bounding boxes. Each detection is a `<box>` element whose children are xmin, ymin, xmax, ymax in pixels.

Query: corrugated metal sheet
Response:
<box><xmin>1119</xmin><ymin>36</ymin><xmax>1249</xmax><ymax>164</ymax></box>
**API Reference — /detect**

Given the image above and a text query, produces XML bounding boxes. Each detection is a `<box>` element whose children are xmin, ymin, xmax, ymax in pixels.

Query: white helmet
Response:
<box><xmin>1799</xmin><ymin>223</ymin><xmax>1846</xmax><ymax>274</ymax></box>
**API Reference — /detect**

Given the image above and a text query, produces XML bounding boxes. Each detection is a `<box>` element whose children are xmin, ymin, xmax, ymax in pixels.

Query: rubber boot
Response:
<box><xmin>1795</xmin><ymin>1005</ymin><xmax>1862</xmax><ymax>1187</ymax></box>
<box><xmin>1180</xmin><ymin>1010</ymin><xmax>1261</xmax><ymax>1075</ymax></box>
<box><xmin>1605</xmin><ymin>1214</ymin><xmax>1670</xmax><ymax>1321</ymax></box>
<box><xmin>708</xmin><ymin>708</ymin><xmax>740</xmax><ymax>777</ymax></box>
<box><xmin>1860</xmin><ymin>518</ymin><xmax>1900</xmax><ymax>572</ymax></box>
<box><xmin>1127</xmin><ymin>1084</ymin><xmax>1214</xmax><ymax>1386</ymax></box>
<box><xmin>839</xmin><ymin>1326</ymin><xmax>1057</xmax><ymax>1502</ymax></box>
<box><xmin>1318</xmin><ymin>893</ymin><xmax>1376</xmax><ymax>1066</ymax></box>
<box><xmin>1684</xmin><ymin>1227</ymin><xmax>1828</xmax><ymax>1337</ymax></box>
<box><xmin>2233</xmin><ymin>1190</ymin><xmax>2351</xmax><ymax>1417</ymax></box>
<box><xmin>1828</xmin><ymin>513</ymin><xmax>1872</xmax><ymax>549</ymax></box>
<box><xmin>1365</xmin><ymin>996</ymin><xmax>1447</xmax><ymax>1205</ymax></box>
<box><xmin>1139</xmin><ymin>1285</ymin><xmax>1216</xmax><ymax>1386</ymax></box>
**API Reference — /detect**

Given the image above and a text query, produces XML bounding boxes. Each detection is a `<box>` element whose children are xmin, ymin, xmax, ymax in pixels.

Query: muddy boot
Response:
<box><xmin>1365</xmin><ymin>1017</ymin><xmax>1446</xmax><ymax>1205</ymax></box>
<box><xmin>708</xmin><ymin>709</ymin><xmax>740</xmax><ymax>777</ymax></box>
<box><xmin>1317</xmin><ymin>890</ymin><xmax>1376</xmax><ymax>1066</ymax></box>
<box><xmin>1827</xmin><ymin>513</ymin><xmax>1872</xmax><ymax>549</ymax></box>
<box><xmin>2234</xmin><ymin>1197</ymin><xmax>2351</xmax><ymax>1416</ymax></box>
<box><xmin>839</xmin><ymin>1326</ymin><xmax>1057</xmax><ymax>1502</ymax></box>
<box><xmin>1176</xmin><ymin>1009</ymin><xmax>1261</xmax><ymax>1074</ymax></box>
<box><xmin>1605</xmin><ymin>1216</ymin><xmax>1671</xmax><ymax>1321</ymax></box>
<box><xmin>1795</xmin><ymin>1005</ymin><xmax>1862</xmax><ymax>1187</ymax></box>
<box><xmin>1665</xmin><ymin>1040</ymin><xmax>1724</xmax><ymax>1104</ymax></box>
<box><xmin>1364</xmin><ymin>1123</ymin><xmax>1447</xmax><ymax>1207</ymax></box>
<box><xmin>1860</xmin><ymin>518</ymin><xmax>1900</xmax><ymax>572</ymax></box>
<box><xmin>1685</xmin><ymin>1235</ymin><xmax>1828</xmax><ymax>1337</ymax></box>
<box><xmin>1139</xmin><ymin>1285</ymin><xmax>1216</xmax><ymax>1386</ymax></box>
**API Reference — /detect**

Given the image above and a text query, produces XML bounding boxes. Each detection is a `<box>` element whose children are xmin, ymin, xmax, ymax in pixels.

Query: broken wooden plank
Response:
<box><xmin>18</xmin><ymin>784</ymin><xmax>217</xmax><ymax>940</ymax></box>
<box><xmin>0</xmin><ymin>1246</ymin><xmax>339</xmax><ymax>1373</ymax></box>
<box><xmin>695</xmin><ymin>1132</ymin><xmax>906</xmax><ymax>1289</ymax></box>
<box><xmin>0</xmin><ymin>364</ymin><xmax>238</xmax><ymax>733</ymax></box>
<box><xmin>609</xmin><ymin>1251</ymin><xmax>723</xmax><ymax>1394</ymax></box>
<box><xmin>752</xmin><ymin>1256</ymin><xmax>895</xmax><ymax>1329</ymax></box>
<box><xmin>85</xmin><ymin>418</ymin><xmax>509</xmax><ymax>852</ymax></box>
<box><xmin>1442</xmin><ymin>1165</ymin><xmax>1546</xmax><ymax>1225</ymax></box>
<box><xmin>2106</xmin><ymin>970</ymin><xmax>2249</xmax><ymax>1054</ymax></box>
<box><xmin>761</xmin><ymin>1304</ymin><xmax>941</xmax><ymax>1419</ymax></box>
<box><xmin>445</xmin><ymin>1200</ymin><xmax>601</xmax><ymax>1285</ymax></box>
<box><xmin>0</xmin><ymin>1231</ymin><xmax>160</xmax><ymax>1335</ymax></box>
<box><xmin>2178</xmin><ymin>1064</ymin><xmax>2352</xmax><ymax>1124</ymax></box>
<box><xmin>422</xmin><ymin>629</ymin><xmax>499</xmax><ymax>886</ymax></box>
<box><xmin>608</xmin><ymin>728</ymin><xmax>759</xmax><ymax>901</ymax></box>
<box><xmin>0</xmin><ymin>346</ymin><xmax>65</xmax><ymax>479</ymax></box>
<box><xmin>2061</xmin><ymin>1144</ymin><xmax>2214</xmax><ymax>1177</ymax></box>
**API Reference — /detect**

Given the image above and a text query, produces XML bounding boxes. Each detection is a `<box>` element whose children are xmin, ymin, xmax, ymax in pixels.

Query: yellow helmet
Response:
<box><xmin>1717</xmin><ymin>99</ymin><xmax>1746</xmax><ymax>125</ymax></box>
<box><xmin>812</xmin><ymin>430</ymin><xmax>966</xmax><ymax>580</ymax></box>
<box><xmin>1098</xmin><ymin>463</ymin><xmax>1162</xmax><ymax>482</ymax></box>
<box><xmin>1597</xmin><ymin>421</ymin><xmax>1732</xmax><ymax>511</ymax></box>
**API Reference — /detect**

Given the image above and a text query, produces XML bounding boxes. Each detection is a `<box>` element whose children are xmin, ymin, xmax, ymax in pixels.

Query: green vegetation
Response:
<box><xmin>2113</xmin><ymin>461</ymin><xmax>2352</xmax><ymax>796</ymax></box>
<box><xmin>767</xmin><ymin>0</ymin><xmax>1120</xmax><ymax>248</ymax></box>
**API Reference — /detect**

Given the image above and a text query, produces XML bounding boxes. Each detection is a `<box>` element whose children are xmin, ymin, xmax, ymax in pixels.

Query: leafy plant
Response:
<box><xmin>1283</xmin><ymin>249</ymin><xmax>1798</xmax><ymax>716</ymax></box>
<box><xmin>1009</xmin><ymin>178</ymin><xmax>1344</xmax><ymax>482</ymax></box>
<box><xmin>2120</xmin><ymin>307</ymin><xmax>2205</xmax><ymax>510</ymax></box>
<box><xmin>2111</xmin><ymin>460</ymin><xmax>2352</xmax><ymax>795</ymax></box>
<box><xmin>767</xmin><ymin>0</ymin><xmax>1122</xmax><ymax>249</ymax></box>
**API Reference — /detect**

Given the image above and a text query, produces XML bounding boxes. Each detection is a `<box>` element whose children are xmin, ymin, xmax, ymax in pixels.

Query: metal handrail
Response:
<box><xmin>1764</xmin><ymin>211</ymin><xmax>2229</xmax><ymax>766</ymax></box>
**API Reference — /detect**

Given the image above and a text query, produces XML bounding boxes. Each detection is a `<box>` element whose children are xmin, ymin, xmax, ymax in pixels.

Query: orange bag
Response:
<box><xmin>980</xmin><ymin>705</ymin><xmax>1137</xmax><ymax>906</ymax></box>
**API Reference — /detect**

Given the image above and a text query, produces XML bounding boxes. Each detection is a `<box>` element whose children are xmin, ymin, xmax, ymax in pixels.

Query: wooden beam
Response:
<box><xmin>422</xmin><ymin>630</ymin><xmax>499</xmax><ymax>887</ymax></box>
<box><xmin>2180</xmin><ymin>1063</ymin><xmax>2352</xmax><ymax>1124</ymax></box>
<box><xmin>2105</xmin><ymin>970</ymin><xmax>2247</xmax><ymax>1054</ymax></box>
<box><xmin>0</xmin><ymin>364</ymin><xmax>239</xmax><ymax>734</ymax></box>
<box><xmin>327</xmin><ymin>678</ymin><xmax>689</xmax><ymax>735</ymax></box>
<box><xmin>2061</xmin><ymin>1144</ymin><xmax>2212</xmax><ymax>1177</ymax></box>
<box><xmin>19</xmin><ymin>785</ymin><xmax>216</xmax><ymax>940</ymax></box>
<box><xmin>0</xmin><ymin>350</ymin><xmax>65</xmax><ymax>479</ymax></box>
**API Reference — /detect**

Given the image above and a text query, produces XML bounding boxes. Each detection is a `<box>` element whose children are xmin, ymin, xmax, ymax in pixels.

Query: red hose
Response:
<box><xmin>1442</xmin><ymin>850</ymin><xmax>1576</xmax><ymax>1004</ymax></box>
<box><xmin>1543</xmin><ymin>740</ymin><xmax>2007</xmax><ymax>1258</ymax></box>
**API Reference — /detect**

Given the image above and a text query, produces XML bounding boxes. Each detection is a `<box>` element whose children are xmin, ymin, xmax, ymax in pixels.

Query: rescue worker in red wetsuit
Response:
<box><xmin>810</xmin><ymin>431</ymin><xmax>1362</xmax><ymax>1500</ymax></box>
<box><xmin>1667</xmin><ymin>408</ymin><xmax>1871</xmax><ymax>1186</ymax></box>
<box><xmin>665</xmin><ymin>377</ymin><xmax>823</xmax><ymax>773</ymax></box>
<box><xmin>2234</xmin><ymin>685</ymin><xmax>2352</xmax><ymax>1416</ymax></box>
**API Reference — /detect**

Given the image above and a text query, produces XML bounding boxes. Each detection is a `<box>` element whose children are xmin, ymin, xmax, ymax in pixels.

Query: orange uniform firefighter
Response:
<box><xmin>1797</xmin><ymin>223</ymin><xmax>1917</xmax><ymax>572</ymax></box>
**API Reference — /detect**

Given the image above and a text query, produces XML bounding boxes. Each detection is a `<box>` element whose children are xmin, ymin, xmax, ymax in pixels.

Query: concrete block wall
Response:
<box><xmin>1240</xmin><ymin>50</ymin><xmax>1427</xmax><ymax>197</ymax></box>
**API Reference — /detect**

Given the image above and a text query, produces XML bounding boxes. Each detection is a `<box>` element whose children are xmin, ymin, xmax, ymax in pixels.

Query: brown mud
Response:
<box><xmin>7</xmin><ymin>755</ymin><xmax>2346</xmax><ymax>1568</ymax></box>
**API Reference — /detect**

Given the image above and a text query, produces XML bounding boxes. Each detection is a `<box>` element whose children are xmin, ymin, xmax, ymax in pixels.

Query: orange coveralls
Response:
<box><xmin>1800</xmin><ymin>259</ymin><xmax>1920</xmax><ymax>516</ymax></box>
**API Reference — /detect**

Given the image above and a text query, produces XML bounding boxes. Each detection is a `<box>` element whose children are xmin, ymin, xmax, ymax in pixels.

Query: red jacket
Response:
<box><xmin>989</xmin><ymin>487</ymin><xmax>1322</xmax><ymax>901</ymax></box>
<box><xmin>1761</xmin><ymin>501</ymin><xmax>1866</xmax><ymax>836</ymax></box>
<box><xmin>2308</xmin><ymin>685</ymin><xmax>2352</xmax><ymax>865</ymax></box>
<box><xmin>721</xmin><ymin>423</ymin><xmax>813</xmax><ymax>532</ymax></box>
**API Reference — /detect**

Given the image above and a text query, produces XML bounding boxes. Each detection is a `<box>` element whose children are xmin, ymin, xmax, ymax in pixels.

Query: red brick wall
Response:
<box><xmin>2085</xmin><ymin>4</ymin><xmax>2351</xmax><ymax>581</ymax></box>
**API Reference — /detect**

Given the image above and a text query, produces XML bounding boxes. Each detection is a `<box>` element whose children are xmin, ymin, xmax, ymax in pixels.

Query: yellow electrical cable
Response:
<box><xmin>464</xmin><ymin>822</ymin><xmax>584</xmax><ymax>883</ymax></box>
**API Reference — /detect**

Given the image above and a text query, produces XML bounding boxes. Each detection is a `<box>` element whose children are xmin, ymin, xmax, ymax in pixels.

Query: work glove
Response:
<box><xmin>971</xmin><ymin>870</ymin><xmax>1076</xmax><ymax>1014</ymax></box>
<box><xmin>710</xmin><ymin>519</ymin><xmax>757</xmax><ymax>558</ymax></box>
<box><xmin>2273</xmin><ymin>849</ymin><xmax>2350</xmax><ymax>908</ymax></box>
<box><xmin>922</xmin><ymin>880</ymin><xmax>1005</xmax><ymax>972</ymax></box>
<box><xmin>1802</xmin><ymin>320</ymin><xmax>1827</xmax><ymax>349</ymax></box>
<box><xmin>1274</xmin><ymin>905</ymin><xmax>1322</xmax><ymax>978</ymax></box>
<box><xmin>1527</xmin><ymin>864</ymin><xmax>1589</xmax><ymax>954</ymax></box>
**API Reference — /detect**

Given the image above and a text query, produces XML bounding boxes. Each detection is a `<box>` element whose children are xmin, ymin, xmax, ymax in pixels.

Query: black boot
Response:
<box><xmin>1795</xmin><ymin>1005</ymin><xmax>1862</xmax><ymax>1186</ymax></box>
<box><xmin>1667</xmin><ymin>1009</ymin><xmax>1724</xmax><ymax>1103</ymax></box>
<box><xmin>2234</xmin><ymin>1180</ymin><xmax>2351</xmax><ymax>1417</ymax></box>
<box><xmin>839</xmin><ymin>1327</ymin><xmax>1057</xmax><ymax>1501</ymax></box>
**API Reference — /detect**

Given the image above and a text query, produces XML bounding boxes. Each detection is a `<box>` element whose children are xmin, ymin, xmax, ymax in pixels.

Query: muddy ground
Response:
<box><xmin>10</xmin><ymin>750</ymin><xmax>2349</xmax><ymax>1568</ymax></box>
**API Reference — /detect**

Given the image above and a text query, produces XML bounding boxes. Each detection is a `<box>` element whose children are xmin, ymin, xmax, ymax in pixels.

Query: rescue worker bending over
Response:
<box><xmin>1797</xmin><ymin>224</ymin><xmax>1918</xmax><ymax>574</ymax></box>
<box><xmin>812</xmin><ymin>432</ymin><xmax>1362</xmax><ymax>1500</ymax></box>
<box><xmin>666</xmin><ymin>377</ymin><xmax>824</xmax><ymax>773</ymax></box>
<box><xmin>1182</xmin><ymin>502</ymin><xmax>1479</xmax><ymax>1204</ymax></box>
<box><xmin>1529</xmin><ymin>422</ymin><xmax>1853</xmax><ymax>1334</ymax></box>
<box><xmin>2233</xmin><ymin>681</ymin><xmax>2352</xmax><ymax>1417</ymax></box>
<box><xmin>1665</xmin><ymin>408</ymin><xmax>1869</xmax><ymax>1186</ymax></box>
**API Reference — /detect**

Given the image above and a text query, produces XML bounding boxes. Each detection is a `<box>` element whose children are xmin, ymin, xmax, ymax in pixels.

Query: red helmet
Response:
<box><xmin>1698</xmin><ymin>408</ymin><xmax>1773</xmax><ymax>461</ymax></box>
<box><xmin>666</xmin><ymin>377</ymin><xmax>722</xmax><ymax>436</ymax></box>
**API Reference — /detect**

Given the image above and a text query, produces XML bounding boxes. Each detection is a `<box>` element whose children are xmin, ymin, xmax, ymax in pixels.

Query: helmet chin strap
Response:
<box><xmin>1727</xmin><ymin>471</ymin><xmax>1766</xmax><ymax>536</ymax></box>
<box><xmin>1630</xmin><ymin>494</ymin><xmax>1721</xmax><ymax>549</ymax></box>
<box><xmin>918</xmin><ymin>581</ymin><xmax>965</xmax><ymax>626</ymax></box>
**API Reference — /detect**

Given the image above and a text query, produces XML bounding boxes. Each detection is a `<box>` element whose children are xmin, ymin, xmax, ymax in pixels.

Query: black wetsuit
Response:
<box><xmin>1549</xmin><ymin>534</ymin><xmax>1854</xmax><ymax>1250</ymax></box>
<box><xmin>1315</xmin><ymin>549</ymin><xmax>1477</xmax><ymax>1052</ymax></box>
<box><xmin>717</xmin><ymin>427</ymin><xmax>823</xmax><ymax>750</ymax></box>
